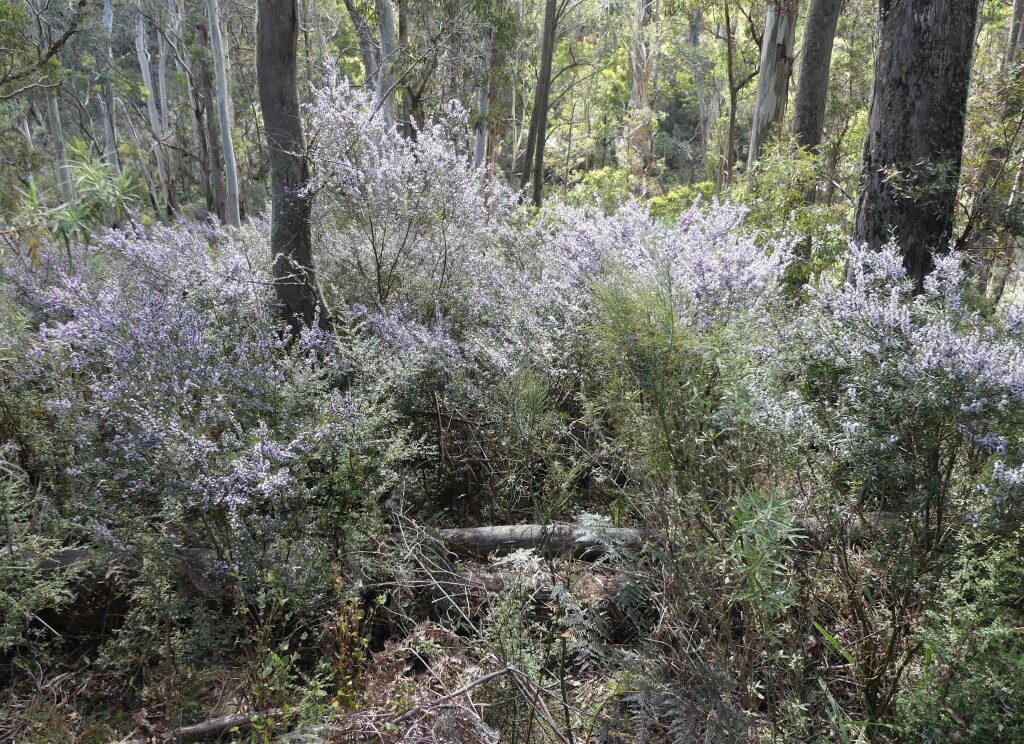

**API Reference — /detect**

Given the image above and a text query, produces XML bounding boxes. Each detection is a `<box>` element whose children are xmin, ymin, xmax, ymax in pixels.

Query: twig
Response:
<box><xmin>388</xmin><ymin>664</ymin><xmax>571</xmax><ymax>744</ymax></box>
<box><xmin>389</xmin><ymin>667</ymin><xmax>510</xmax><ymax>725</ymax></box>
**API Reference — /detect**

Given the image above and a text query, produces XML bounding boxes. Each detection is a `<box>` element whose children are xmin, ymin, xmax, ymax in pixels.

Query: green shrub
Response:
<box><xmin>899</xmin><ymin>528</ymin><xmax>1024</xmax><ymax>743</ymax></box>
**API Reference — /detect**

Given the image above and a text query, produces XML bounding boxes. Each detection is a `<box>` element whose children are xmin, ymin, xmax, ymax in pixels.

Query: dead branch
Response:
<box><xmin>115</xmin><ymin>708</ymin><xmax>283</xmax><ymax>743</ymax></box>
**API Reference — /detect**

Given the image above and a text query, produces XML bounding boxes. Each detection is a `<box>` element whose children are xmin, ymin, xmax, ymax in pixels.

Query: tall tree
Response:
<box><xmin>792</xmin><ymin>0</ymin><xmax>841</xmax><ymax>153</ymax></box>
<box><xmin>342</xmin><ymin>0</ymin><xmax>378</xmax><ymax>92</ymax></box>
<box><xmin>959</xmin><ymin>1</ymin><xmax>1024</xmax><ymax>300</ymax></box>
<box><xmin>45</xmin><ymin>86</ymin><xmax>73</xmax><ymax>204</ymax></box>
<box><xmin>171</xmin><ymin>0</ymin><xmax>210</xmax><ymax>209</ymax></box>
<box><xmin>100</xmin><ymin>0</ymin><xmax>119</xmax><ymax>174</ymax></box>
<box><xmin>135</xmin><ymin>11</ymin><xmax>174</xmax><ymax>214</ymax></box>
<box><xmin>376</xmin><ymin>0</ymin><xmax>397</xmax><ymax>129</ymax></box>
<box><xmin>1009</xmin><ymin>0</ymin><xmax>1024</xmax><ymax>67</ymax></box>
<box><xmin>855</xmin><ymin>0</ymin><xmax>980</xmax><ymax>290</ymax></box>
<box><xmin>257</xmin><ymin>0</ymin><xmax>327</xmax><ymax>331</ymax></box>
<box><xmin>520</xmin><ymin>0</ymin><xmax>558</xmax><ymax>206</ymax></box>
<box><xmin>206</xmin><ymin>0</ymin><xmax>241</xmax><ymax>226</ymax></box>
<box><xmin>747</xmin><ymin>0</ymin><xmax>798</xmax><ymax>168</ymax></box>
<box><xmin>627</xmin><ymin>0</ymin><xmax>656</xmax><ymax>178</ymax></box>
<box><xmin>474</xmin><ymin>28</ymin><xmax>492</xmax><ymax>168</ymax></box>
<box><xmin>27</xmin><ymin>0</ymin><xmax>73</xmax><ymax>204</ymax></box>
<box><xmin>688</xmin><ymin>9</ymin><xmax>719</xmax><ymax>182</ymax></box>
<box><xmin>196</xmin><ymin>14</ymin><xmax>228</xmax><ymax>222</ymax></box>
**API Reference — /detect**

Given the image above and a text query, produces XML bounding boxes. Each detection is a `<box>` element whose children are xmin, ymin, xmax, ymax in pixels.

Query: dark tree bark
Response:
<box><xmin>722</xmin><ymin>0</ymin><xmax>738</xmax><ymax>188</ymax></box>
<box><xmin>791</xmin><ymin>0</ymin><xmax>842</xmax><ymax>269</ymax></box>
<box><xmin>257</xmin><ymin>0</ymin><xmax>328</xmax><ymax>332</ymax></box>
<box><xmin>342</xmin><ymin>0</ymin><xmax>379</xmax><ymax>92</ymax></box>
<box><xmin>520</xmin><ymin>0</ymin><xmax>557</xmax><ymax>207</ymax></box>
<box><xmin>792</xmin><ymin>0</ymin><xmax>841</xmax><ymax>152</ymax></box>
<box><xmin>855</xmin><ymin>0</ymin><xmax>980</xmax><ymax>291</ymax></box>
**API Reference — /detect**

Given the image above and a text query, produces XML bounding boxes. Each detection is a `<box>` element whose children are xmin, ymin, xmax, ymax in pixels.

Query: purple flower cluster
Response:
<box><xmin>759</xmin><ymin>243</ymin><xmax>1024</xmax><ymax>523</ymax></box>
<box><xmin>1</xmin><ymin>213</ymin><xmax>411</xmax><ymax>581</ymax></box>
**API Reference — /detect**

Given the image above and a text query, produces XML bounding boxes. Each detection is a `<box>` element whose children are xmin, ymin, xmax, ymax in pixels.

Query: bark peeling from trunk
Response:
<box><xmin>747</xmin><ymin>0</ymin><xmax>798</xmax><ymax>168</ymax></box>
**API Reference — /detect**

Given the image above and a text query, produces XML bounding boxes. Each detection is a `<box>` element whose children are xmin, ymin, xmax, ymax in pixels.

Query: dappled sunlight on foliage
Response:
<box><xmin>1</xmin><ymin>33</ymin><xmax>1023</xmax><ymax>741</ymax></box>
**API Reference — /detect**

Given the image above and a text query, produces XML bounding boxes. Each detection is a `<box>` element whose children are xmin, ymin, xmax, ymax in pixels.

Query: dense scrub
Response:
<box><xmin>2</xmin><ymin>83</ymin><xmax>1024</xmax><ymax>743</ymax></box>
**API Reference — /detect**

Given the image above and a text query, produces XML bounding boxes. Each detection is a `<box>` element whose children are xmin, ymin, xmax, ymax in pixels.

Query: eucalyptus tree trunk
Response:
<box><xmin>967</xmin><ymin>0</ymin><xmax>1024</xmax><ymax>297</ymax></box>
<box><xmin>628</xmin><ymin>0</ymin><xmax>656</xmax><ymax>177</ymax></box>
<box><xmin>257</xmin><ymin>0</ymin><xmax>328</xmax><ymax>331</ymax></box>
<box><xmin>485</xmin><ymin>46</ymin><xmax>502</xmax><ymax>168</ymax></box>
<box><xmin>521</xmin><ymin>0</ymin><xmax>557</xmax><ymax>206</ymax></box>
<box><xmin>689</xmin><ymin>9</ymin><xmax>718</xmax><ymax>181</ymax></box>
<box><xmin>173</xmin><ymin>0</ymin><xmax>211</xmax><ymax>209</ymax></box>
<box><xmin>157</xmin><ymin>6</ymin><xmax>170</xmax><ymax>138</ymax></box>
<box><xmin>27</xmin><ymin>0</ymin><xmax>73</xmax><ymax>203</ymax></box>
<box><xmin>474</xmin><ymin>30</ymin><xmax>492</xmax><ymax>168</ymax></box>
<box><xmin>126</xmin><ymin>113</ymin><xmax>161</xmax><ymax>213</ymax></box>
<box><xmin>342</xmin><ymin>0</ymin><xmax>378</xmax><ymax>92</ymax></box>
<box><xmin>206</xmin><ymin>0</ymin><xmax>241</xmax><ymax>226</ymax></box>
<box><xmin>101</xmin><ymin>0</ymin><xmax>120</xmax><ymax>174</ymax></box>
<box><xmin>855</xmin><ymin>0</ymin><xmax>980</xmax><ymax>292</ymax></box>
<box><xmin>1009</xmin><ymin>0</ymin><xmax>1024</xmax><ymax>67</ymax></box>
<box><xmin>155</xmin><ymin>6</ymin><xmax>180</xmax><ymax>213</ymax></box>
<box><xmin>46</xmin><ymin>89</ymin><xmax>74</xmax><ymax>204</ymax></box>
<box><xmin>747</xmin><ymin>0</ymin><xmax>798</xmax><ymax>168</ymax></box>
<box><xmin>20</xmin><ymin>115</ymin><xmax>33</xmax><ymax>149</ymax></box>
<box><xmin>792</xmin><ymin>0</ymin><xmax>840</xmax><ymax>152</ymax></box>
<box><xmin>197</xmin><ymin>16</ymin><xmax>227</xmax><ymax>221</ymax></box>
<box><xmin>135</xmin><ymin>12</ymin><xmax>173</xmax><ymax>214</ymax></box>
<box><xmin>376</xmin><ymin>0</ymin><xmax>398</xmax><ymax>129</ymax></box>
<box><xmin>721</xmin><ymin>0</ymin><xmax>738</xmax><ymax>189</ymax></box>
<box><xmin>398</xmin><ymin>0</ymin><xmax>413</xmax><ymax>136</ymax></box>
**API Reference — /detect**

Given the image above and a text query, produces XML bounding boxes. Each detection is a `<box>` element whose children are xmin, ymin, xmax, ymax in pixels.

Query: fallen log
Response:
<box><xmin>114</xmin><ymin>708</ymin><xmax>283</xmax><ymax>744</ymax></box>
<box><xmin>435</xmin><ymin>512</ymin><xmax>906</xmax><ymax>559</ymax></box>
<box><xmin>1</xmin><ymin>512</ymin><xmax>897</xmax><ymax>656</ymax></box>
<box><xmin>436</xmin><ymin>523</ymin><xmax>645</xmax><ymax>559</ymax></box>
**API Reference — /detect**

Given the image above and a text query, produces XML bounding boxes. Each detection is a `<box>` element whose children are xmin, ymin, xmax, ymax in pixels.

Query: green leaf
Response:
<box><xmin>813</xmin><ymin>619</ymin><xmax>857</xmax><ymax>669</ymax></box>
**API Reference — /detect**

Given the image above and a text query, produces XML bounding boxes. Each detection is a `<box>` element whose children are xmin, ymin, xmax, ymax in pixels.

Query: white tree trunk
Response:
<box><xmin>46</xmin><ymin>89</ymin><xmax>74</xmax><ymax>204</ymax></box>
<box><xmin>125</xmin><ymin>113</ymin><xmax>161</xmax><ymax>213</ymax></box>
<box><xmin>20</xmin><ymin>115</ymin><xmax>33</xmax><ymax>149</ymax></box>
<box><xmin>627</xmin><ymin>0</ymin><xmax>655</xmax><ymax>176</ymax></box>
<box><xmin>157</xmin><ymin>8</ymin><xmax>170</xmax><ymax>137</ymax></box>
<box><xmin>101</xmin><ymin>0</ymin><xmax>120</xmax><ymax>174</ymax></box>
<box><xmin>173</xmin><ymin>0</ymin><xmax>209</xmax><ymax>206</ymax></box>
<box><xmin>206</xmin><ymin>0</ymin><xmax>241</xmax><ymax>226</ymax></box>
<box><xmin>474</xmin><ymin>31</ymin><xmax>491</xmax><ymax>168</ymax></box>
<box><xmin>376</xmin><ymin>0</ymin><xmax>397</xmax><ymax>129</ymax></box>
<box><xmin>747</xmin><ymin>0</ymin><xmax>798</xmax><ymax>168</ymax></box>
<box><xmin>27</xmin><ymin>0</ymin><xmax>72</xmax><ymax>203</ymax></box>
<box><xmin>135</xmin><ymin>12</ymin><xmax>171</xmax><ymax>212</ymax></box>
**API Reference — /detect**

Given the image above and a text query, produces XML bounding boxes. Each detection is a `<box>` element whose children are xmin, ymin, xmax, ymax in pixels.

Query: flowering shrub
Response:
<box><xmin>308</xmin><ymin>74</ymin><xmax>522</xmax><ymax>322</ymax></box>
<box><xmin>746</xmin><ymin>244</ymin><xmax>1024</xmax><ymax>727</ymax></box>
<box><xmin>0</xmin><ymin>216</ymin><xmax>417</xmax><ymax>672</ymax></box>
<box><xmin>760</xmin><ymin>245</ymin><xmax>1024</xmax><ymax>535</ymax></box>
<box><xmin>2</xmin><ymin>73</ymin><xmax>1023</xmax><ymax>742</ymax></box>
